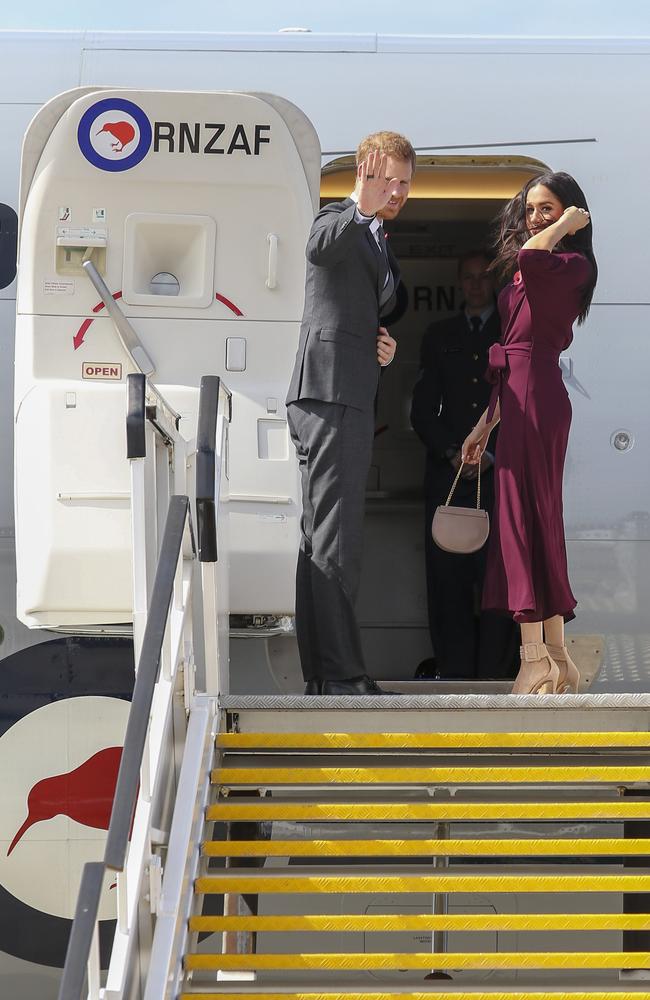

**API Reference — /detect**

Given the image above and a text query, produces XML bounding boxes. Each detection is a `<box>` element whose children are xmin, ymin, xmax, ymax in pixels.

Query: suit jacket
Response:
<box><xmin>411</xmin><ymin>309</ymin><xmax>502</xmax><ymax>498</ymax></box>
<box><xmin>286</xmin><ymin>198</ymin><xmax>400</xmax><ymax>412</ymax></box>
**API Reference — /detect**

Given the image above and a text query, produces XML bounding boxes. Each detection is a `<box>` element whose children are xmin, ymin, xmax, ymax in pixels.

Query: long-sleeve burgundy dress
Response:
<box><xmin>482</xmin><ymin>247</ymin><xmax>592</xmax><ymax>623</ymax></box>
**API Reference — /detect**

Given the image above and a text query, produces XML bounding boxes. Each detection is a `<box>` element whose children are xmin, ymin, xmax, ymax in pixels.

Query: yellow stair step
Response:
<box><xmin>202</xmin><ymin>837</ymin><xmax>650</xmax><ymax>857</ymax></box>
<box><xmin>216</xmin><ymin>731</ymin><xmax>650</xmax><ymax>749</ymax></box>
<box><xmin>213</xmin><ymin>765</ymin><xmax>650</xmax><ymax>785</ymax></box>
<box><xmin>181</xmin><ymin>993</ymin><xmax>650</xmax><ymax>1000</ymax></box>
<box><xmin>207</xmin><ymin>800</ymin><xmax>650</xmax><ymax>822</ymax></box>
<box><xmin>189</xmin><ymin>912</ymin><xmax>650</xmax><ymax>933</ymax></box>
<box><xmin>195</xmin><ymin>873</ymin><xmax>650</xmax><ymax>894</ymax></box>
<box><xmin>184</xmin><ymin>951</ymin><xmax>650</xmax><ymax>971</ymax></box>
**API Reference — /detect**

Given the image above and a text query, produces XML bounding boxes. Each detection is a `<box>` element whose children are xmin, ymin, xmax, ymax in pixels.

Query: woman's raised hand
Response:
<box><xmin>561</xmin><ymin>206</ymin><xmax>590</xmax><ymax>234</ymax></box>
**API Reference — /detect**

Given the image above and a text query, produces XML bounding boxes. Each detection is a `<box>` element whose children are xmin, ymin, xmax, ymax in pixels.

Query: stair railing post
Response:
<box><xmin>116</xmin><ymin>868</ymin><xmax>129</xmax><ymax>936</ymax></box>
<box><xmin>215</xmin><ymin>408</ymin><xmax>230</xmax><ymax>697</ymax></box>
<box><xmin>217</xmin><ymin>788</ymin><xmax>261</xmax><ymax>983</ymax></box>
<box><xmin>201</xmin><ymin>561</ymin><xmax>220</xmax><ymax>695</ymax></box>
<box><xmin>426</xmin><ymin>788</ymin><xmax>452</xmax><ymax>982</ymax></box>
<box><xmin>196</xmin><ymin>376</ymin><xmax>231</xmax><ymax>697</ymax></box>
<box><xmin>127</xmin><ymin>373</ymin><xmax>156</xmax><ymax>665</ymax></box>
<box><xmin>87</xmin><ymin>922</ymin><xmax>101</xmax><ymax>1000</ymax></box>
<box><xmin>432</xmin><ymin>820</ymin><xmax>449</xmax><ymax>956</ymax></box>
<box><xmin>218</xmin><ymin>886</ymin><xmax>257</xmax><ymax>982</ymax></box>
<box><xmin>621</xmin><ymin>785</ymin><xmax>650</xmax><ymax>980</ymax></box>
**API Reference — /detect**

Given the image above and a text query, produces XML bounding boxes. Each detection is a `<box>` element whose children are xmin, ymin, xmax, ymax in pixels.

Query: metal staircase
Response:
<box><xmin>56</xmin><ymin>362</ymin><xmax>650</xmax><ymax>1000</ymax></box>
<box><xmin>178</xmin><ymin>701</ymin><xmax>650</xmax><ymax>999</ymax></box>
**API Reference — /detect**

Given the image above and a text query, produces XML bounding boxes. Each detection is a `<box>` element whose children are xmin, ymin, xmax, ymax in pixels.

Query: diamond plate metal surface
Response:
<box><xmin>187</xmin><ymin>692</ymin><xmax>650</xmax><ymax>999</ymax></box>
<box><xmin>206</xmin><ymin>800</ymin><xmax>650</xmax><ymax>822</ymax></box>
<box><xmin>201</xmin><ymin>837</ymin><xmax>650</xmax><ymax>857</ymax></box>
<box><xmin>189</xmin><ymin>913</ymin><xmax>650</xmax><ymax>933</ymax></box>
<box><xmin>216</xmin><ymin>731</ymin><xmax>650</xmax><ymax>749</ymax></box>
<box><xmin>196</xmin><ymin>873</ymin><xmax>650</xmax><ymax>894</ymax></box>
<box><xmin>221</xmin><ymin>693</ymin><xmax>650</xmax><ymax>710</ymax></box>
<box><xmin>184</xmin><ymin>951</ymin><xmax>650</xmax><ymax>970</ymax></box>
<box><xmin>214</xmin><ymin>765</ymin><xmax>650</xmax><ymax>785</ymax></box>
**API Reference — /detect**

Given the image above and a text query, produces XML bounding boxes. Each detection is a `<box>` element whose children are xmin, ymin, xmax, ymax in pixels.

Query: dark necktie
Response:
<box><xmin>378</xmin><ymin>231</ymin><xmax>395</xmax><ymax>308</ymax></box>
<box><xmin>470</xmin><ymin>315</ymin><xmax>482</xmax><ymax>334</ymax></box>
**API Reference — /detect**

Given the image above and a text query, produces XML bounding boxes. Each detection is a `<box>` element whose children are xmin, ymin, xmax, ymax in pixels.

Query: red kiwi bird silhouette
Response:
<box><xmin>96</xmin><ymin>121</ymin><xmax>136</xmax><ymax>152</ymax></box>
<box><xmin>8</xmin><ymin>747</ymin><xmax>123</xmax><ymax>855</ymax></box>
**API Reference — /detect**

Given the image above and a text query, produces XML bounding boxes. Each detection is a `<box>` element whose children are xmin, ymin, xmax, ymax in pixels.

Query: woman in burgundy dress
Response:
<box><xmin>462</xmin><ymin>172</ymin><xmax>597</xmax><ymax>694</ymax></box>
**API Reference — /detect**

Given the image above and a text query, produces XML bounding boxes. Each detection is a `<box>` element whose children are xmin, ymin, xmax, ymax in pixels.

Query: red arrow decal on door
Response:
<box><xmin>215</xmin><ymin>293</ymin><xmax>243</xmax><ymax>317</ymax></box>
<box><xmin>73</xmin><ymin>291</ymin><xmax>123</xmax><ymax>350</ymax></box>
<box><xmin>74</xmin><ymin>290</ymin><xmax>242</xmax><ymax>350</ymax></box>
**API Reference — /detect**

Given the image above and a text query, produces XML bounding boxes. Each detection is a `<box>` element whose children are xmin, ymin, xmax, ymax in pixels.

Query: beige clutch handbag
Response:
<box><xmin>431</xmin><ymin>462</ymin><xmax>489</xmax><ymax>554</ymax></box>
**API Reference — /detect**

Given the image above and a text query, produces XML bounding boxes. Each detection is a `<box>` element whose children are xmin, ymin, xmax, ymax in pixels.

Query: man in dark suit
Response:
<box><xmin>286</xmin><ymin>132</ymin><xmax>415</xmax><ymax>695</ymax></box>
<box><xmin>411</xmin><ymin>250</ymin><xmax>518</xmax><ymax>680</ymax></box>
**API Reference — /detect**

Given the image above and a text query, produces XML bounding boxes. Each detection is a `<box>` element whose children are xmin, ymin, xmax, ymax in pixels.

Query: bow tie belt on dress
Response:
<box><xmin>485</xmin><ymin>342</ymin><xmax>532</xmax><ymax>422</ymax></box>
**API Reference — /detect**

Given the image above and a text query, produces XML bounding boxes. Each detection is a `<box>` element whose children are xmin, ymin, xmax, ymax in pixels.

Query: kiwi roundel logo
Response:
<box><xmin>77</xmin><ymin>97</ymin><xmax>152</xmax><ymax>172</ymax></box>
<box><xmin>0</xmin><ymin>636</ymin><xmax>133</xmax><ymax>968</ymax></box>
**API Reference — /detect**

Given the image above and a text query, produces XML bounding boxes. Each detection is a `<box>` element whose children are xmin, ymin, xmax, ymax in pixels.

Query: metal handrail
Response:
<box><xmin>196</xmin><ymin>374</ymin><xmax>231</xmax><ymax>562</ymax></box>
<box><xmin>57</xmin><ymin>863</ymin><xmax>104</xmax><ymax>1000</ymax></box>
<box><xmin>105</xmin><ymin>493</ymin><xmax>191</xmax><ymax>870</ymax></box>
<box><xmin>126</xmin><ymin>371</ymin><xmax>147</xmax><ymax>459</ymax></box>
<box><xmin>57</xmin><ymin>495</ymin><xmax>192</xmax><ymax>1000</ymax></box>
<box><xmin>58</xmin><ymin>370</ymin><xmax>231</xmax><ymax>999</ymax></box>
<box><xmin>141</xmin><ymin>375</ymin><xmax>231</xmax><ymax>995</ymax></box>
<box><xmin>143</xmin><ymin>698</ymin><xmax>217</xmax><ymax>1000</ymax></box>
<box><xmin>126</xmin><ymin>372</ymin><xmax>182</xmax><ymax>463</ymax></box>
<box><xmin>83</xmin><ymin>259</ymin><xmax>155</xmax><ymax>376</ymax></box>
<box><xmin>84</xmin><ymin>259</ymin><xmax>183</xmax><ymax>435</ymax></box>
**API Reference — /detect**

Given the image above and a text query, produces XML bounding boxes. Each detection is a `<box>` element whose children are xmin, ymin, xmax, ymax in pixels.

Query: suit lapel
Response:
<box><xmin>365</xmin><ymin>226</ymin><xmax>382</xmax><ymax>262</ymax></box>
<box><xmin>385</xmin><ymin>236</ymin><xmax>400</xmax><ymax>286</ymax></box>
<box><xmin>357</xmin><ymin>210</ymin><xmax>398</xmax><ymax>304</ymax></box>
<box><xmin>363</xmin><ymin>228</ymin><xmax>385</xmax><ymax>301</ymax></box>
<box><xmin>367</xmin><ymin>227</ymin><xmax>394</xmax><ymax>301</ymax></box>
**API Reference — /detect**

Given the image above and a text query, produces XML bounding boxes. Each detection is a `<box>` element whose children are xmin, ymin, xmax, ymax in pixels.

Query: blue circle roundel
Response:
<box><xmin>77</xmin><ymin>98</ymin><xmax>152</xmax><ymax>172</ymax></box>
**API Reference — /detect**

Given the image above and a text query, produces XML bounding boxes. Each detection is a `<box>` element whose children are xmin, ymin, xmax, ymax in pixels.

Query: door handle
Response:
<box><xmin>266</xmin><ymin>233</ymin><xmax>279</xmax><ymax>290</ymax></box>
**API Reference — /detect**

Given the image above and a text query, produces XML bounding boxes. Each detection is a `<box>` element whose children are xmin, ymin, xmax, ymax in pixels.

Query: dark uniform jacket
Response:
<box><xmin>286</xmin><ymin>198</ymin><xmax>400</xmax><ymax>412</ymax></box>
<box><xmin>411</xmin><ymin>309</ymin><xmax>501</xmax><ymax>499</ymax></box>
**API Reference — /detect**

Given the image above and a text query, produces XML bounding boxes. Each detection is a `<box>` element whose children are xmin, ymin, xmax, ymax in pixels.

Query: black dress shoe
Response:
<box><xmin>303</xmin><ymin>679</ymin><xmax>322</xmax><ymax>695</ymax></box>
<box><xmin>414</xmin><ymin>657</ymin><xmax>439</xmax><ymax>679</ymax></box>
<box><xmin>414</xmin><ymin>658</ymin><xmax>475</xmax><ymax>681</ymax></box>
<box><xmin>321</xmin><ymin>675</ymin><xmax>400</xmax><ymax>696</ymax></box>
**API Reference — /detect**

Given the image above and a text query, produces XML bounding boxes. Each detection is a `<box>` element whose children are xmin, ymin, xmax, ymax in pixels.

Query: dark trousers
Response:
<box><xmin>287</xmin><ymin>399</ymin><xmax>374</xmax><ymax>682</ymax></box>
<box><xmin>425</xmin><ymin>466</ymin><xmax>519</xmax><ymax>679</ymax></box>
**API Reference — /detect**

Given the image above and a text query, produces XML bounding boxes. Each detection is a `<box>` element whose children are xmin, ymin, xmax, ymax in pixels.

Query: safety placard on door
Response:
<box><xmin>44</xmin><ymin>279</ymin><xmax>75</xmax><ymax>295</ymax></box>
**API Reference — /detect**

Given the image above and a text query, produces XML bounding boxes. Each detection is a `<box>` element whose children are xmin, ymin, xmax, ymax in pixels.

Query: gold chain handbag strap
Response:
<box><xmin>444</xmin><ymin>460</ymin><xmax>482</xmax><ymax>510</ymax></box>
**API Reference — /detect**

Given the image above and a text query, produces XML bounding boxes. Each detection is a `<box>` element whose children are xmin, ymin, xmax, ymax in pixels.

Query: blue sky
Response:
<box><xmin>4</xmin><ymin>0</ymin><xmax>650</xmax><ymax>34</ymax></box>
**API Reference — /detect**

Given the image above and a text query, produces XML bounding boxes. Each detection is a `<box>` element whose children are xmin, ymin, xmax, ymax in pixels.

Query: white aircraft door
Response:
<box><xmin>15</xmin><ymin>88</ymin><xmax>320</xmax><ymax>628</ymax></box>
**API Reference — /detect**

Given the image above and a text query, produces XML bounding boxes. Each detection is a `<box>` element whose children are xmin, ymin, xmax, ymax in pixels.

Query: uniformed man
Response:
<box><xmin>411</xmin><ymin>249</ymin><xmax>518</xmax><ymax>680</ymax></box>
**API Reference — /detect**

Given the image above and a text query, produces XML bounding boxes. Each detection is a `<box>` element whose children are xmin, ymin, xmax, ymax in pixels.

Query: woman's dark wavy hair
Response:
<box><xmin>492</xmin><ymin>171</ymin><xmax>598</xmax><ymax>324</ymax></box>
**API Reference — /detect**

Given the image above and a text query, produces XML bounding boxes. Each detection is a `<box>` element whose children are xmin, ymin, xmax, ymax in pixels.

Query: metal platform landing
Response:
<box><xmin>220</xmin><ymin>693</ymin><xmax>650</xmax><ymax>737</ymax></box>
<box><xmin>180</xmin><ymin>992</ymin><xmax>650</xmax><ymax>999</ymax></box>
<box><xmin>221</xmin><ymin>694</ymin><xmax>650</xmax><ymax>710</ymax></box>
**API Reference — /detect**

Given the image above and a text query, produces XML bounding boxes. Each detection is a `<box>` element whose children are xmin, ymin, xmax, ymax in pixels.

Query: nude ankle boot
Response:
<box><xmin>545</xmin><ymin>643</ymin><xmax>580</xmax><ymax>694</ymax></box>
<box><xmin>512</xmin><ymin>642</ymin><xmax>560</xmax><ymax>695</ymax></box>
